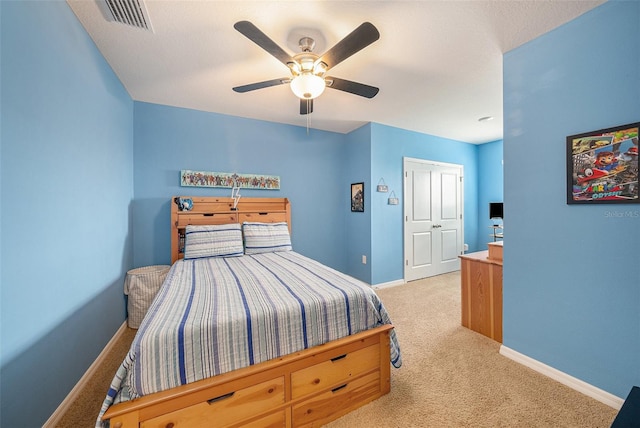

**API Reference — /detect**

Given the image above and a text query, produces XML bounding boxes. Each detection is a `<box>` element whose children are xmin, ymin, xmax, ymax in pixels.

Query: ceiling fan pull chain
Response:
<box><xmin>306</xmin><ymin>99</ymin><xmax>310</xmax><ymax>135</ymax></box>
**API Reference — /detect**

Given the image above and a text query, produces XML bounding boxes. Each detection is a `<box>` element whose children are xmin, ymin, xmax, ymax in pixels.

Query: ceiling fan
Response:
<box><xmin>232</xmin><ymin>21</ymin><xmax>380</xmax><ymax>115</ymax></box>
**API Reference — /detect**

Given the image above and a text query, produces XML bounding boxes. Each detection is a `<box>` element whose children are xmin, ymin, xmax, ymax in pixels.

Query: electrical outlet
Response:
<box><xmin>464</xmin><ymin>244</ymin><xmax>469</xmax><ymax>252</ymax></box>
<box><xmin>362</xmin><ymin>255</ymin><xmax>367</xmax><ymax>264</ymax></box>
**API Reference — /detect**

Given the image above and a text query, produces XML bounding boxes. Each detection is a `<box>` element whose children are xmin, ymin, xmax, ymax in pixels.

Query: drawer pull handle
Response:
<box><xmin>331</xmin><ymin>384</ymin><xmax>347</xmax><ymax>393</ymax></box>
<box><xmin>331</xmin><ymin>354</ymin><xmax>347</xmax><ymax>362</ymax></box>
<box><xmin>165</xmin><ymin>424</ymin><xmax>175</xmax><ymax>428</ymax></box>
<box><xmin>203</xmin><ymin>213</ymin><xmax>214</xmax><ymax>217</ymax></box>
<box><xmin>258</xmin><ymin>212</ymin><xmax>268</xmax><ymax>215</ymax></box>
<box><xmin>207</xmin><ymin>391</ymin><xmax>235</xmax><ymax>404</ymax></box>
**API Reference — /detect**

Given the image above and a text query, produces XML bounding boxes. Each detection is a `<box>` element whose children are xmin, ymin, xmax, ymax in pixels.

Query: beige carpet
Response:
<box><xmin>55</xmin><ymin>271</ymin><xmax>618</xmax><ymax>427</ymax></box>
<box><xmin>54</xmin><ymin>327</ymin><xmax>137</xmax><ymax>428</ymax></box>
<box><xmin>327</xmin><ymin>272</ymin><xmax>616</xmax><ymax>428</ymax></box>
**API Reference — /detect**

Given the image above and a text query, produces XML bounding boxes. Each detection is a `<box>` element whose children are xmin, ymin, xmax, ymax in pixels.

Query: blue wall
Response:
<box><xmin>344</xmin><ymin>124</ymin><xmax>373</xmax><ymax>282</ymax></box>
<box><xmin>131</xmin><ymin>111</ymin><xmax>490</xmax><ymax>287</ymax></box>
<box><xmin>132</xmin><ymin>102</ymin><xmax>349</xmax><ymax>272</ymax></box>
<box><xmin>503</xmin><ymin>0</ymin><xmax>639</xmax><ymax>399</ymax></box>
<box><xmin>0</xmin><ymin>1</ymin><xmax>134</xmax><ymax>426</ymax></box>
<box><xmin>478</xmin><ymin>140</ymin><xmax>504</xmax><ymax>246</ymax></box>
<box><xmin>369</xmin><ymin>123</ymin><xmax>481</xmax><ymax>284</ymax></box>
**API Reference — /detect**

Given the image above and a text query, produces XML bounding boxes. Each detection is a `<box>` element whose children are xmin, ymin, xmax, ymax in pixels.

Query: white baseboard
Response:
<box><xmin>43</xmin><ymin>321</ymin><xmax>128</xmax><ymax>427</ymax></box>
<box><xmin>372</xmin><ymin>279</ymin><xmax>405</xmax><ymax>289</ymax></box>
<box><xmin>499</xmin><ymin>345</ymin><xmax>624</xmax><ymax>410</ymax></box>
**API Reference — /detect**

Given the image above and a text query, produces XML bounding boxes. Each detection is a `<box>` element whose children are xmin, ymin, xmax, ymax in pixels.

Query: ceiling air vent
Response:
<box><xmin>97</xmin><ymin>0</ymin><xmax>154</xmax><ymax>32</ymax></box>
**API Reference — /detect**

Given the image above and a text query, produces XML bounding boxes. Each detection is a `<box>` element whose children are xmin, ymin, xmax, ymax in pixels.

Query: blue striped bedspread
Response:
<box><xmin>97</xmin><ymin>251</ymin><xmax>401</xmax><ymax>426</ymax></box>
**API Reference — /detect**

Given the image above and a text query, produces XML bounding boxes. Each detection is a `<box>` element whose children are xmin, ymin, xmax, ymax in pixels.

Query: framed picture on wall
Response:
<box><xmin>566</xmin><ymin>122</ymin><xmax>639</xmax><ymax>204</ymax></box>
<box><xmin>180</xmin><ymin>170</ymin><xmax>280</xmax><ymax>190</ymax></box>
<box><xmin>351</xmin><ymin>182</ymin><xmax>364</xmax><ymax>212</ymax></box>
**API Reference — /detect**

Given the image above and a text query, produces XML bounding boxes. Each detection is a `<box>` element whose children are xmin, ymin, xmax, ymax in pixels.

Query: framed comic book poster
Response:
<box><xmin>567</xmin><ymin>122</ymin><xmax>639</xmax><ymax>204</ymax></box>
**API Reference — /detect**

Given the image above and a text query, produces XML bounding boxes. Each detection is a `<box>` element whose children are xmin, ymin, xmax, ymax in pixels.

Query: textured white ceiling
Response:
<box><xmin>67</xmin><ymin>0</ymin><xmax>605</xmax><ymax>144</ymax></box>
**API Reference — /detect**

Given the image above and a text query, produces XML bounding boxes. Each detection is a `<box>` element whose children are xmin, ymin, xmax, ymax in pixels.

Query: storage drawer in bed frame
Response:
<box><xmin>140</xmin><ymin>377</ymin><xmax>285</xmax><ymax>427</ymax></box>
<box><xmin>103</xmin><ymin>324</ymin><xmax>393</xmax><ymax>428</ymax></box>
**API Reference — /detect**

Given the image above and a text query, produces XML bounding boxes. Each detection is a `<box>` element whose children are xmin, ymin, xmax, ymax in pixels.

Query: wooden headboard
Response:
<box><xmin>171</xmin><ymin>196</ymin><xmax>291</xmax><ymax>263</ymax></box>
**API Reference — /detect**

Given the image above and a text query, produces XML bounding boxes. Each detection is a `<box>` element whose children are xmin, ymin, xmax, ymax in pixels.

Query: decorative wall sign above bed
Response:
<box><xmin>181</xmin><ymin>170</ymin><xmax>280</xmax><ymax>190</ymax></box>
<box><xmin>566</xmin><ymin>122</ymin><xmax>639</xmax><ymax>204</ymax></box>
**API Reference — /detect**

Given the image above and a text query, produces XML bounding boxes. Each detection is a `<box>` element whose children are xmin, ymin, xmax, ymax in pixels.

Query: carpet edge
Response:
<box><xmin>43</xmin><ymin>321</ymin><xmax>129</xmax><ymax>427</ymax></box>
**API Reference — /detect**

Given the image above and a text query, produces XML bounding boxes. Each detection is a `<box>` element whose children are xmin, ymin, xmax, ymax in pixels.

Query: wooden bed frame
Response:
<box><xmin>103</xmin><ymin>196</ymin><xmax>393</xmax><ymax>427</ymax></box>
<box><xmin>170</xmin><ymin>196</ymin><xmax>291</xmax><ymax>264</ymax></box>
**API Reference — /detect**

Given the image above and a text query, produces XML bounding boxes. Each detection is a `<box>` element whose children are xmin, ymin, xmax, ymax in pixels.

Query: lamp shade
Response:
<box><xmin>290</xmin><ymin>73</ymin><xmax>326</xmax><ymax>99</ymax></box>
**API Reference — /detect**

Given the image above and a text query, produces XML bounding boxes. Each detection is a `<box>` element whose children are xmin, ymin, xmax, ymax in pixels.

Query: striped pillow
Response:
<box><xmin>243</xmin><ymin>222</ymin><xmax>292</xmax><ymax>254</ymax></box>
<box><xmin>184</xmin><ymin>224</ymin><xmax>244</xmax><ymax>259</ymax></box>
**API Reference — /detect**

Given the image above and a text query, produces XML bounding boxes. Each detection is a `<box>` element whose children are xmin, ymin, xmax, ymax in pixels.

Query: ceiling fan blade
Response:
<box><xmin>300</xmin><ymin>98</ymin><xmax>313</xmax><ymax>115</ymax></box>
<box><xmin>233</xmin><ymin>78</ymin><xmax>290</xmax><ymax>93</ymax></box>
<box><xmin>326</xmin><ymin>76</ymin><xmax>379</xmax><ymax>98</ymax></box>
<box><xmin>318</xmin><ymin>22</ymin><xmax>379</xmax><ymax>70</ymax></box>
<box><xmin>234</xmin><ymin>21</ymin><xmax>294</xmax><ymax>67</ymax></box>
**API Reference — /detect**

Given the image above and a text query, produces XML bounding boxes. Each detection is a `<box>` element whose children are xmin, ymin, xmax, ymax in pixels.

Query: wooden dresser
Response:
<box><xmin>459</xmin><ymin>241</ymin><xmax>503</xmax><ymax>342</ymax></box>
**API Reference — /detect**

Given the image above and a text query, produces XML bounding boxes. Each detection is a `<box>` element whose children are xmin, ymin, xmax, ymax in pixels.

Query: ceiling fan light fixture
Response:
<box><xmin>313</xmin><ymin>61</ymin><xmax>328</xmax><ymax>75</ymax></box>
<box><xmin>287</xmin><ymin>61</ymin><xmax>301</xmax><ymax>74</ymax></box>
<box><xmin>233</xmin><ymin>21</ymin><xmax>380</xmax><ymax>107</ymax></box>
<box><xmin>290</xmin><ymin>73</ymin><xmax>326</xmax><ymax>99</ymax></box>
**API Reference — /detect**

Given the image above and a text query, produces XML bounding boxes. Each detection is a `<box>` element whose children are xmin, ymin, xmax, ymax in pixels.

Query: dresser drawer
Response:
<box><xmin>238</xmin><ymin>212</ymin><xmax>287</xmax><ymax>224</ymax></box>
<box><xmin>231</xmin><ymin>410</ymin><xmax>286</xmax><ymax>428</ymax></box>
<box><xmin>292</xmin><ymin>371</ymin><xmax>380</xmax><ymax>427</ymax></box>
<box><xmin>141</xmin><ymin>377</ymin><xmax>284</xmax><ymax>428</ymax></box>
<box><xmin>291</xmin><ymin>344</ymin><xmax>379</xmax><ymax>399</ymax></box>
<box><xmin>177</xmin><ymin>213</ymin><xmax>238</xmax><ymax>227</ymax></box>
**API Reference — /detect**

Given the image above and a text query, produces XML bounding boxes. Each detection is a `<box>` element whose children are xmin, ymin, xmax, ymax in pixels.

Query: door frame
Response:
<box><xmin>403</xmin><ymin>157</ymin><xmax>465</xmax><ymax>281</ymax></box>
